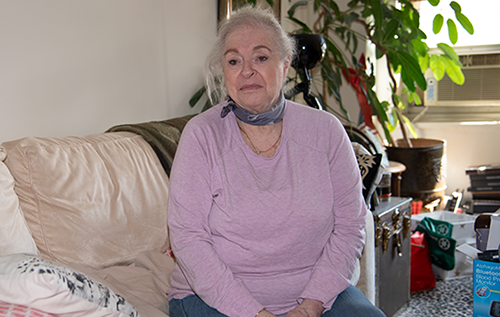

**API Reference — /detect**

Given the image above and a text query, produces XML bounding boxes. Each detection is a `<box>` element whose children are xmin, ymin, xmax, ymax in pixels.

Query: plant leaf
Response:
<box><xmin>412</xmin><ymin>39</ymin><xmax>429</xmax><ymax>57</ymax></box>
<box><xmin>347</xmin><ymin>0</ymin><xmax>361</xmax><ymax>8</ymax></box>
<box><xmin>407</xmin><ymin>92</ymin><xmax>413</xmax><ymax>104</ymax></box>
<box><xmin>352</xmin><ymin>33</ymin><xmax>358</xmax><ymax>53</ymax></box>
<box><xmin>367</xmin><ymin>0</ymin><xmax>383</xmax><ymax>41</ymax></box>
<box><xmin>412</xmin><ymin>91</ymin><xmax>422</xmax><ymax>105</ymax></box>
<box><xmin>437</xmin><ymin>43</ymin><xmax>460</xmax><ymax>64</ymax></box>
<box><xmin>287</xmin><ymin>1</ymin><xmax>308</xmax><ymax>18</ymax></box>
<box><xmin>324</xmin><ymin>37</ymin><xmax>348</xmax><ymax>70</ymax></box>
<box><xmin>314</xmin><ymin>0</ymin><xmax>321</xmax><ymax>11</ymax></box>
<box><xmin>393</xmin><ymin>93</ymin><xmax>405</xmax><ymax>110</ymax></box>
<box><xmin>430</xmin><ymin>54</ymin><xmax>445</xmax><ymax>80</ymax></box>
<box><xmin>329</xmin><ymin>0</ymin><xmax>340</xmax><ymax>16</ymax></box>
<box><xmin>443</xmin><ymin>56</ymin><xmax>465</xmax><ymax>85</ymax></box>
<box><xmin>383</xmin><ymin>19</ymin><xmax>399</xmax><ymax>43</ymax></box>
<box><xmin>202</xmin><ymin>99</ymin><xmax>212</xmax><ymax>112</ymax></box>
<box><xmin>418</xmin><ymin>54</ymin><xmax>430</xmax><ymax>72</ymax></box>
<box><xmin>344</xmin><ymin>12</ymin><xmax>360</xmax><ymax>26</ymax></box>
<box><xmin>428</xmin><ymin>0</ymin><xmax>440</xmax><ymax>6</ymax></box>
<box><xmin>387</xmin><ymin>107</ymin><xmax>399</xmax><ymax>132</ymax></box>
<box><xmin>189</xmin><ymin>86</ymin><xmax>206</xmax><ymax>108</ymax></box>
<box><xmin>447</xmin><ymin>19</ymin><xmax>458</xmax><ymax>44</ymax></box>
<box><xmin>402</xmin><ymin>115</ymin><xmax>418</xmax><ymax>138</ymax></box>
<box><xmin>456</xmin><ymin>12</ymin><xmax>474</xmax><ymax>34</ymax></box>
<box><xmin>287</xmin><ymin>16</ymin><xmax>313</xmax><ymax>33</ymax></box>
<box><xmin>393</xmin><ymin>50</ymin><xmax>427</xmax><ymax>91</ymax></box>
<box><xmin>433</xmin><ymin>14</ymin><xmax>444</xmax><ymax>34</ymax></box>
<box><xmin>449</xmin><ymin>1</ymin><xmax>461</xmax><ymax>13</ymax></box>
<box><xmin>371</xmin><ymin>97</ymin><xmax>396</xmax><ymax>141</ymax></box>
<box><xmin>319</xmin><ymin>2</ymin><xmax>334</xmax><ymax>24</ymax></box>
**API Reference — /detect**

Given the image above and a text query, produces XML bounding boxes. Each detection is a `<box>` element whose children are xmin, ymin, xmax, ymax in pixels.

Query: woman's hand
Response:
<box><xmin>285</xmin><ymin>299</ymin><xmax>324</xmax><ymax>317</ymax></box>
<box><xmin>259</xmin><ymin>309</ymin><xmax>277</xmax><ymax>317</ymax></box>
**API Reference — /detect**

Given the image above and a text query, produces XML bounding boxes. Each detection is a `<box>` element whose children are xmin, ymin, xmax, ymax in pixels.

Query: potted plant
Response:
<box><xmin>285</xmin><ymin>0</ymin><xmax>473</xmax><ymax>148</ymax></box>
<box><xmin>274</xmin><ymin>0</ymin><xmax>473</xmax><ymax>200</ymax></box>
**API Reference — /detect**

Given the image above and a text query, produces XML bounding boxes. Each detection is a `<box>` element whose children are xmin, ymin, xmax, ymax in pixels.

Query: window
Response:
<box><xmin>407</xmin><ymin>0</ymin><xmax>500</xmax><ymax>123</ymax></box>
<box><xmin>418</xmin><ymin>0</ymin><xmax>500</xmax><ymax>48</ymax></box>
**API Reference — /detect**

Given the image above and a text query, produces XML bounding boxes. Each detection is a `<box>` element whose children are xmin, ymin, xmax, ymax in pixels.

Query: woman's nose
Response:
<box><xmin>241</xmin><ymin>62</ymin><xmax>255</xmax><ymax>78</ymax></box>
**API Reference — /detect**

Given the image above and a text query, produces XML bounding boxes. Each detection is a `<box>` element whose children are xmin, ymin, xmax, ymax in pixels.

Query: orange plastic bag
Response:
<box><xmin>410</xmin><ymin>231</ymin><xmax>436</xmax><ymax>292</ymax></box>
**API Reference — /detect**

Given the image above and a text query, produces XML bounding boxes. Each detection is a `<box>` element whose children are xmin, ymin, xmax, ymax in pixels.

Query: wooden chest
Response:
<box><xmin>372</xmin><ymin>197</ymin><xmax>413</xmax><ymax>317</ymax></box>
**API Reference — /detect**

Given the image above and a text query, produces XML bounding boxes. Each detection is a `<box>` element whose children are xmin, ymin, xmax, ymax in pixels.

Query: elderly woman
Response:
<box><xmin>167</xmin><ymin>6</ymin><xmax>385</xmax><ymax>317</ymax></box>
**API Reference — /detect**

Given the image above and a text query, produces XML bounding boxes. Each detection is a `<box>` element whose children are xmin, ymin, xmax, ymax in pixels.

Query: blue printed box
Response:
<box><xmin>473</xmin><ymin>260</ymin><xmax>500</xmax><ymax>317</ymax></box>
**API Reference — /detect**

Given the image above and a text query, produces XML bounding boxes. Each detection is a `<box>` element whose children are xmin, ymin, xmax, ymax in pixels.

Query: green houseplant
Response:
<box><xmin>190</xmin><ymin>0</ymin><xmax>474</xmax><ymax>148</ymax></box>
<box><xmin>282</xmin><ymin>0</ymin><xmax>474</xmax><ymax>201</ymax></box>
<box><xmin>284</xmin><ymin>0</ymin><xmax>473</xmax><ymax>147</ymax></box>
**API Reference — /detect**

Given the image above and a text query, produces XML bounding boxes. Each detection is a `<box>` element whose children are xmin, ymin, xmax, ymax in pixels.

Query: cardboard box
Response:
<box><xmin>411</xmin><ymin>211</ymin><xmax>477</xmax><ymax>279</ymax></box>
<box><xmin>473</xmin><ymin>260</ymin><xmax>500</xmax><ymax>317</ymax></box>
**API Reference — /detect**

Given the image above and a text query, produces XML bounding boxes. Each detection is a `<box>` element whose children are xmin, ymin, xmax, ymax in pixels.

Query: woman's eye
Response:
<box><xmin>228</xmin><ymin>59</ymin><xmax>238</xmax><ymax>66</ymax></box>
<box><xmin>257</xmin><ymin>56</ymin><xmax>268</xmax><ymax>62</ymax></box>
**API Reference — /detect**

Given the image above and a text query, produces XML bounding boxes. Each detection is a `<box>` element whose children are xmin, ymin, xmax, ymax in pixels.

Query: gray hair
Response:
<box><xmin>205</xmin><ymin>5</ymin><xmax>296</xmax><ymax>105</ymax></box>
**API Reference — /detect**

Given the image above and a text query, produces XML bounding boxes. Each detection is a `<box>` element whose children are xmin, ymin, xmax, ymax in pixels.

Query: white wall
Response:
<box><xmin>0</xmin><ymin>0</ymin><xmax>216</xmax><ymax>142</ymax></box>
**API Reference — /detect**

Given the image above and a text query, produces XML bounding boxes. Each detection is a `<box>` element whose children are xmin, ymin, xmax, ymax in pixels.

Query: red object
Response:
<box><xmin>0</xmin><ymin>302</ymin><xmax>55</xmax><ymax>317</ymax></box>
<box><xmin>342</xmin><ymin>54</ymin><xmax>375</xmax><ymax>130</ymax></box>
<box><xmin>410</xmin><ymin>231</ymin><xmax>436</xmax><ymax>292</ymax></box>
<box><xmin>164</xmin><ymin>246</ymin><xmax>176</xmax><ymax>259</ymax></box>
<box><xmin>412</xmin><ymin>200</ymin><xmax>423</xmax><ymax>214</ymax></box>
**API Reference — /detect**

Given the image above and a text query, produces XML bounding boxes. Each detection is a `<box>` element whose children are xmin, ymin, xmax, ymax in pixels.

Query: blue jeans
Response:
<box><xmin>169</xmin><ymin>285</ymin><xmax>386</xmax><ymax>317</ymax></box>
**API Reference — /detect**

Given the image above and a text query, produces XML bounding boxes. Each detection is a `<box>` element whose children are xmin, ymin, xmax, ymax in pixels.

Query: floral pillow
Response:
<box><xmin>0</xmin><ymin>254</ymin><xmax>139</xmax><ymax>317</ymax></box>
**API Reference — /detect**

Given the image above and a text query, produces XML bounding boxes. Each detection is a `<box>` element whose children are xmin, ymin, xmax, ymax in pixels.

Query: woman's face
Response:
<box><xmin>222</xmin><ymin>24</ymin><xmax>290</xmax><ymax>114</ymax></box>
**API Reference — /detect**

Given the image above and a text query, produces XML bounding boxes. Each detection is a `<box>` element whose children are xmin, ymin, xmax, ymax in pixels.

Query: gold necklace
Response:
<box><xmin>237</xmin><ymin>122</ymin><xmax>282</xmax><ymax>154</ymax></box>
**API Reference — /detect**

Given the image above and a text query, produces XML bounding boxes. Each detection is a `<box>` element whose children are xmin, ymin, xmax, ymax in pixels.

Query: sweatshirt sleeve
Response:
<box><xmin>167</xmin><ymin>119</ymin><xmax>264</xmax><ymax>317</ymax></box>
<box><xmin>298</xmin><ymin>117</ymin><xmax>367</xmax><ymax>310</ymax></box>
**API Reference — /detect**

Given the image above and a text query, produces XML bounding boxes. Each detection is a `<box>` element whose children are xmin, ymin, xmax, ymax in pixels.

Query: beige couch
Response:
<box><xmin>0</xmin><ymin>120</ymin><xmax>375</xmax><ymax>317</ymax></box>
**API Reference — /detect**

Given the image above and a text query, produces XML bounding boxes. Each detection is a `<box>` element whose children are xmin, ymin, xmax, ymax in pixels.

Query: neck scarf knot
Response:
<box><xmin>220</xmin><ymin>92</ymin><xmax>285</xmax><ymax>126</ymax></box>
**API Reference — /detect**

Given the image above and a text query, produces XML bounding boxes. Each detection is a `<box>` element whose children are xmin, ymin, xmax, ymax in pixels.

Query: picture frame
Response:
<box><xmin>218</xmin><ymin>0</ymin><xmax>281</xmax><ymax>24</ymax></box>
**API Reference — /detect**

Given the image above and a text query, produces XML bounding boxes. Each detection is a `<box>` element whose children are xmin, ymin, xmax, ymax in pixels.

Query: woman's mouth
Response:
<box><xmin>240</xmin><ymin>84</ymin><xmax>262</xmax><ymax>91</ymax></box>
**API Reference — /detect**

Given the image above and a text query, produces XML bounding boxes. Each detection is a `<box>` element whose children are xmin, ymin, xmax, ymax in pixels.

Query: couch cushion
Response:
<box><xmin>70</xmin><ymin>251</ymin><xmax>175</xmax><ymax>317</ymax></box>
<box><xmin>1</xmin><ymin>132</ymin><xmax>170</xmax><ymax>270</ymax></box>
<box><xmin>0</xmin><ymin>147</ymin><xmax>38</xmax><ymax>257</ymax></box>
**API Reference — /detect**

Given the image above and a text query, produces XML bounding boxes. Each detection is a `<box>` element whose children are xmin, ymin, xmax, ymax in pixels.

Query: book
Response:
<box><xmin>466</xmin><ymin>164</ymin><xmax>500</xmax><ymax>175</ymax></box>
<box><xmin>471</xmin><ymin>191</ymin><xmax>500</xmax><ymax>201</ymax></box>
<box><xmin>470</xmin><ymin>199</ymin><xmax>500</xmax><ymax>214</ymax></box>
<box><xmin>469</xmin><ymin>173</ymin><xmax>500</xmax><ymax>181</ymax></box>
<box><xmin>470</xmin><ymin>179</ymin><xmax>500</xmax><ymax>188</ymax></box>
<box><xmin>468</xmin><ymin>186</ymin><xmax>500</xmax><ymax>192</ymax></box>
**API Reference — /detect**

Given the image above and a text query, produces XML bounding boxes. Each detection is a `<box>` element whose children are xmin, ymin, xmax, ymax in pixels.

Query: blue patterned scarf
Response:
<box><xmin>220</xmin><ymin>92</ymin><xmax>285</xmax><ymax>126</ymax></box>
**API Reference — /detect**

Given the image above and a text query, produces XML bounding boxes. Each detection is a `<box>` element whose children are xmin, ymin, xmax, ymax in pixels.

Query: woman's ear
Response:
<box><xmin>283</xmin><ymin>55</ymin><xmax>292</xmax><ymax>77</ymax></box>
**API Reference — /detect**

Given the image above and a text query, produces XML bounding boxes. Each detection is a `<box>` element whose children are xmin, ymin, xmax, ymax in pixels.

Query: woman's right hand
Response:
<box><xmin>259</xmin><ymin>309</ymin><xmax>277</xmax><ymax>317</ymax></box>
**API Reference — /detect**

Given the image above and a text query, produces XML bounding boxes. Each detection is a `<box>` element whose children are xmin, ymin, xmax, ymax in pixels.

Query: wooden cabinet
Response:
<box><xmin>372</xmin><ymin>197</ymin><xmax>413</xmax><ymax>317</ymax></box>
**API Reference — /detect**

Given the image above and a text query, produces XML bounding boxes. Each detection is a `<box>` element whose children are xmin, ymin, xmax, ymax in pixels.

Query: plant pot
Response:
<box><xmin>386</xmin><ymin>139</ymin><xmax>447</xmax><ymax>201</ymax></box>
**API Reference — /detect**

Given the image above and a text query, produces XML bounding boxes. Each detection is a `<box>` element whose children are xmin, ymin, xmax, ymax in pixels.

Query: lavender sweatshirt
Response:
<box><xmin>167</xmin><ymin>100</ymin><xmax>367</xmax><ymax>317</ymax></box>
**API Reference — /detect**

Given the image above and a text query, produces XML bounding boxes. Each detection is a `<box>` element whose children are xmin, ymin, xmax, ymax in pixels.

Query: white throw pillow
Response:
<box><xmin>0</xmin><ymin>254</ymin><xmax>139</xmax><ymax>317</ymax></box>
<box><xmin>0</xmin><ymin>147</ymin><xmax>37</xmax><ymax>257</ymax></box>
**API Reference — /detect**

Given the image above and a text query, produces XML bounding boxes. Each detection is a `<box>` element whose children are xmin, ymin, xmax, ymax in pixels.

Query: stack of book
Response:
<box><xmin>466</xmin><ymin>165</ymin><xmax>500</xmax><ymax>213</ymax></box>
